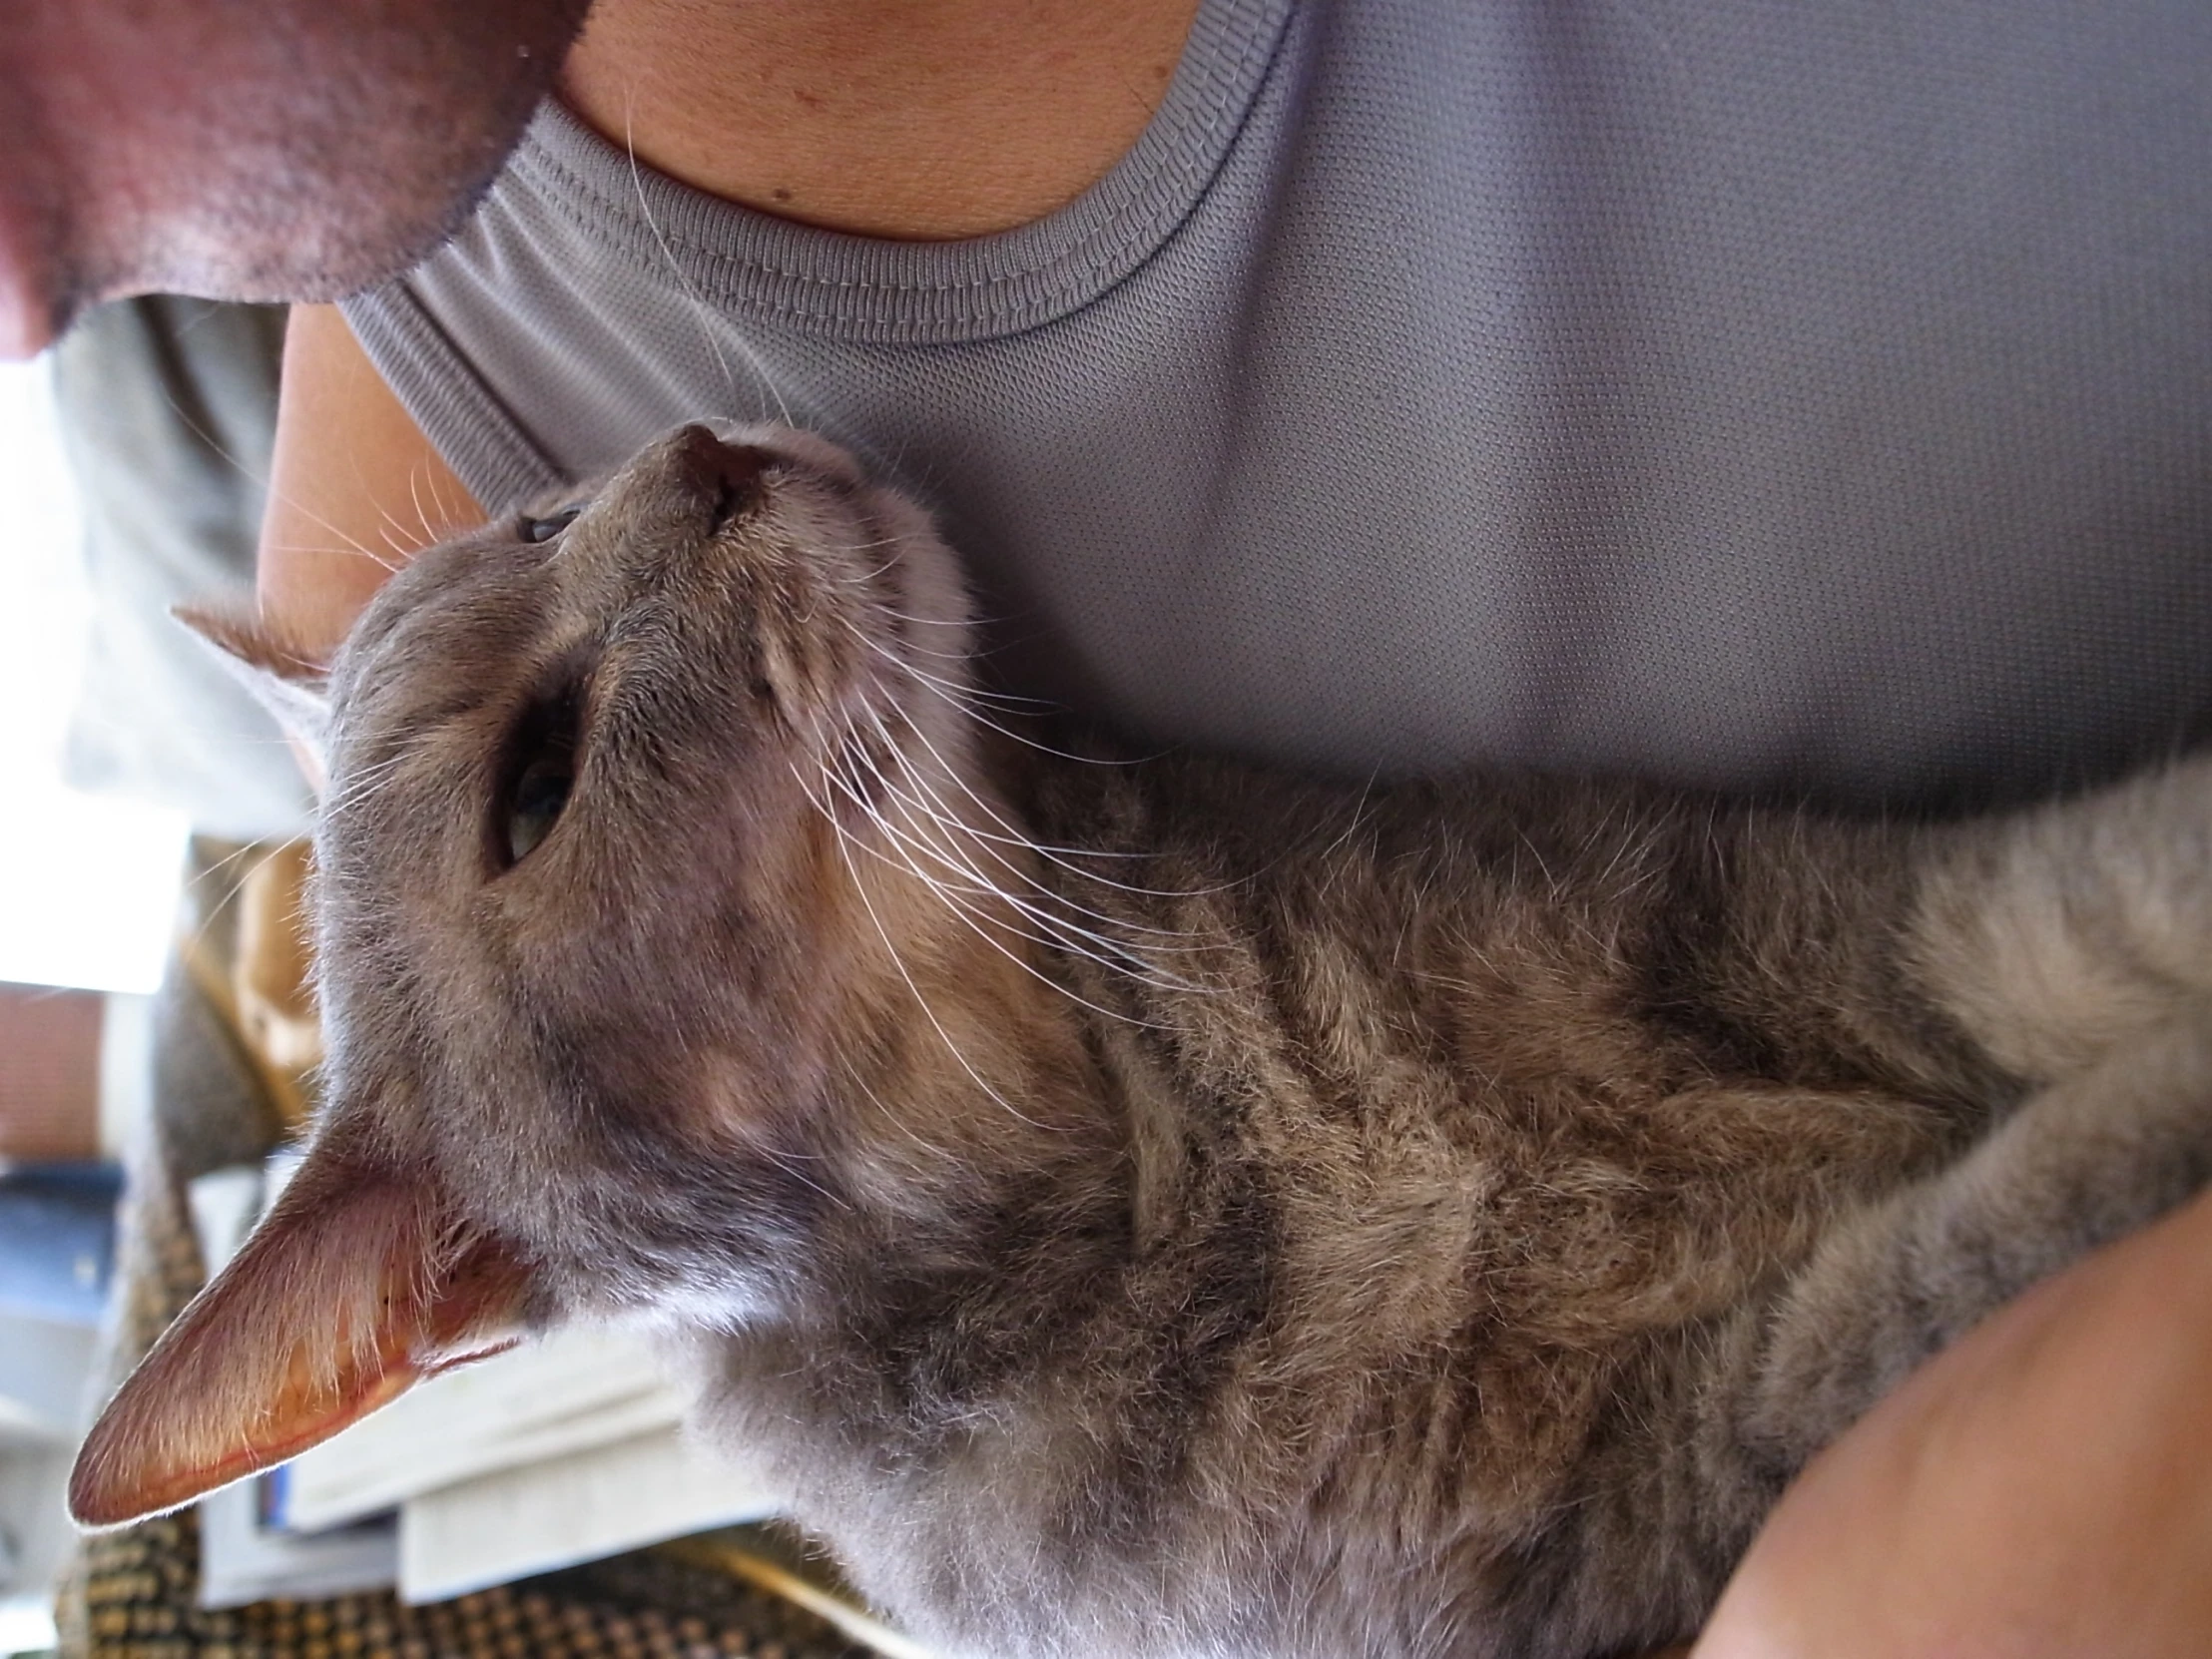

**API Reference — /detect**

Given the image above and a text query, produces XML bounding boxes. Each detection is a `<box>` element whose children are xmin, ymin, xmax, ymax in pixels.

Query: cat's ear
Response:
<box><xmin>173</xmin><ymin>603</ymin><xmax>334</xmax><ymax>781</ymax></box>
<box><xmin>67</xmin><ymin>1145</ymin><xmax>534</xmax><ymax>1529</ymax></box>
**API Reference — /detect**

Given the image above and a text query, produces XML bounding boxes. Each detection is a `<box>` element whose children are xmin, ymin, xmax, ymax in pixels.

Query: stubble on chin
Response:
<box><xmin>0</xmin><ymin>181</ymin><xmax>92</xmax><ymax>358</ymax></box>
<box><xmin>4</xmin><ymin>0</ymin><xmax>589</xmax><ymax>334</ymax></box>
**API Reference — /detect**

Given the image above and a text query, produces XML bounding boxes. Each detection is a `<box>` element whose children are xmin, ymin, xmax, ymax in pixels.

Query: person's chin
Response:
<box><xmin>133</xmin><ymin>147</ymin><xmax>511</xmax><ymax>314</ymax></box>
<box><xmin>0</xmin><ymin>223</ymin><xmax>69</xmax><ymax>359</ymax></box>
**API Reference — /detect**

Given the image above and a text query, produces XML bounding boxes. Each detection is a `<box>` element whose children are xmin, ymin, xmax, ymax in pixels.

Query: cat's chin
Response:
<box><xmin>713</xmin><ymin>419</ymin><xmax>1005</xmax><ymax>881</ymax></box>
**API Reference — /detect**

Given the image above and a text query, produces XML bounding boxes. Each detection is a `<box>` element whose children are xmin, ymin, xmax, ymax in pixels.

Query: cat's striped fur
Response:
<box><xmin>75</xmin><ymin>422</ymin><xmax>2212</xmax><ymax>1658</ymax></box>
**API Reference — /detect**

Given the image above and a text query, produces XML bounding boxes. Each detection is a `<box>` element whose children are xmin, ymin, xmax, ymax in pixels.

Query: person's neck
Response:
<box><xmin>557</xmin><ymin>0</ymin><xmax>1203</xmax><ymax>242</ymax></box>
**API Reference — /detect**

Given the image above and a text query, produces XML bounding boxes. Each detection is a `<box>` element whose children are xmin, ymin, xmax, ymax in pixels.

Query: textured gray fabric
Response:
<box><xmin>344</xmin><ymin>0</ymin><xmax>2212</xmax><ymax>813</ymax></box>
<box><xmin>54</xmin><ymin>298</ymin><xmax>312</xmax><ymax>842</ymax></box>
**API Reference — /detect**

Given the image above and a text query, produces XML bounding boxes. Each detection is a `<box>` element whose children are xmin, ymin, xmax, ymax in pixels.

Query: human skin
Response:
<box><xmin>4</xmin><ymin>1</ymin><xmax>2207</xmax><ymax>1651</ymax></box>
<box><xmin>1692</xmin><ymin>1184</ymin><xmax>2212</xmax><ymax>1659</ymax></box>
<box><xmin>0</xmin><ymin>0</ymin><xmax>1189</xmax><ymax>359</ymax></box>
<box><xmin>259</xmin><ymin>0</ymin><xmax>1205</xmax><ymax>658</ymax></box>
<box><xmin>556</xmin><ymin>0</ymin><xmax>1202</xmax><ymax>240</ymax></box>
<box><xmin>0</xmin><ymin>0</ymin><xmax>589</xmax><ymax>358</ymax></box>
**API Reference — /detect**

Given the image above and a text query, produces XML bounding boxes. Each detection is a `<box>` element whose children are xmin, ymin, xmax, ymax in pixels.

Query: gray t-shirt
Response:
<box><xmin>343</xmin><ymin>0</ymin><xmax>2212</xmax><ymax>813</ymax></box>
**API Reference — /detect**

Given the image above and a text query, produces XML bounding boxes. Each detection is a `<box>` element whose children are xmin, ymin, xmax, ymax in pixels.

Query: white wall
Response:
<box><xmin>0</xmin><ymin>357</ymin><xmax>187</xmax><ymax>994</ymax></box>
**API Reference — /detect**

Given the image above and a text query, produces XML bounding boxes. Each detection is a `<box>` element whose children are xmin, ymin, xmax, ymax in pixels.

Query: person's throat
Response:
<box><xmin>556</xmin><ymin>0</ymin><xmax>1204</xmax><ymax>242</ymax></box>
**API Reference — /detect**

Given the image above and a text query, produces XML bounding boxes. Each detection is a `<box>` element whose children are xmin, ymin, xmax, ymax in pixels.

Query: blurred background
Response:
<box><xmin>0</xmin><ymin>353</ymin><xmax>194</xmax><ymax>996</ymax></box>
<box><xmin>0</xmin><ymin>341</ymin><xmax>195</xmax><ymax>1659</ymax></box>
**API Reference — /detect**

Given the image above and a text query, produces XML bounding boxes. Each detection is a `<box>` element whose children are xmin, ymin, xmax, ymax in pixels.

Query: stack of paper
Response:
<box><xmin>187</xmin><ymin>1161</ymin><xmax>781</xmax><ymax>1608</ymax></box>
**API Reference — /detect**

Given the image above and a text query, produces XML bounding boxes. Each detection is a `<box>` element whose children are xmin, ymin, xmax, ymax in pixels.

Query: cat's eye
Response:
<box><xmin>506</xmin><ymin>756</ymin><xmax>572</xmax><ymax>863</ymax></box>
<box><xmin>496</xmin><ymin>682</ymin><xmax>585</xmax><ymax>869</ymax></box>
<box><xmin>521</xmin><ymin>505</ymin><xmax>583</xmax><ymax>544</ymax></box>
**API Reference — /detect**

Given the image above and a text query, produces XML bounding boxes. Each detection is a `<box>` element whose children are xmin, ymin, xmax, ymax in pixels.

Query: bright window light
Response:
<box><xmin>0</xmin><ymin>357</ymin><xmax>189</xmax><ymax>996</ymax></box>
<box><xmin>0</xmin><ymin>1592</ymin><xmax>59</xmax><ymax>1657</ymax></box>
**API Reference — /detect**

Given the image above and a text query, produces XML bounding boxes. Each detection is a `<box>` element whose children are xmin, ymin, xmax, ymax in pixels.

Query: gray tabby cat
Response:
<box><xmin>72</xmin><ymin>423</ymin><xmax>2212</xmax><ymax>1658</ymax></box>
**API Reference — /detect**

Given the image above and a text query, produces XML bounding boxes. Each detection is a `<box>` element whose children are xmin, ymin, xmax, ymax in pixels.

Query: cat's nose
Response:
<box><xmin>668</xmin><ymin>423</ymin><xmax>770</xmax><ymax>530</ymax></box>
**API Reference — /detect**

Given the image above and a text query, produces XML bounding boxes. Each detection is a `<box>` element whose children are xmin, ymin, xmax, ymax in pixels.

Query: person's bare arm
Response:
<box><xmin>1694</xmin><ymin>1183</ymin><xmax>2212</xmax><ymax>1659</ymax></box>
<box><xmin>257</xmin><ymin>302</ymin><xmax>481</xmax><ymax>661</ymax></box>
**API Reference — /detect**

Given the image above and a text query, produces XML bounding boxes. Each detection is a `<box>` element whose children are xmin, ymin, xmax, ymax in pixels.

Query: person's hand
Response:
<box><xmin>1693</xmin><ymin>1184</ymin><xmax>2212</xmax><ymax>1658</ymax></box>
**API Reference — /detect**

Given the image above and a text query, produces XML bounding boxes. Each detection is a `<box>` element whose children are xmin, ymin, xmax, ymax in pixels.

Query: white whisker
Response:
<box><xmin>621</xmin><ymin>92</ymin><xmax>794</xmax><ymax>428</ymax></box>
<box><xmin>791</xmin><ymin>761</ymin><xmax>1060</xmax><ymax>1131</ymax></box>
<box><xmin>821</xmin><ymin>774</ymin><xmax>1182</xmax><ymax>1029</ymax></box>
<box><xmin>851</xmin><ymin>711</ymin><xmax>1217</xmax><ymax>957</ymax></box>
<box><xmin>881</xmin><ymin>696</ymin><xmax>1240</xmax><ymax>903</ymax></box>
<box><xmin>820</xmin><ymin>750</ymin><xmax>1208</xmax><ymax>1006</ymax></box>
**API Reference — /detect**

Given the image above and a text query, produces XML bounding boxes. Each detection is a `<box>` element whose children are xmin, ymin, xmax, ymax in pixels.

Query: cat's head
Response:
<box><xmin>71</xmin><ymin>423</ymin><xmax>1046</xmax><ymax>1526</ymax></box>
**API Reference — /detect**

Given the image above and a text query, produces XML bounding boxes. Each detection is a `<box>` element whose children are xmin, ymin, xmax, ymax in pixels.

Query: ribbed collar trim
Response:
<box><xmin>498</xmin><ymin>0</ymin><xmax>1298</xmax><ymax>344</ymax></box>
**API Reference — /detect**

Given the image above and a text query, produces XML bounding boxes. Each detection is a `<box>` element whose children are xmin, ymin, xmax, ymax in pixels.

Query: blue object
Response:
<box><xmin>0</xmin><ymin>1162</ymin><xmax>122</xmax><ymax>1326</ymax></box>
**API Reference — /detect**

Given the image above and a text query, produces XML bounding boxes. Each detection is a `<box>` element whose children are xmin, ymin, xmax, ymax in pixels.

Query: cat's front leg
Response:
<box><xmin>1709</xmin><ymin>1011</ymin><xmax>2212</xmax><ymax>1525</ymax></box>
<box><xmin>1679</xmin><ymin>754</ymin><xmax>2212</xmax><ymax>1113</ymax></box>
<box><xmin>1913</xmin><ymin>755</ymin><xmax>2212</xmax><ymax>1084</ymax></box>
